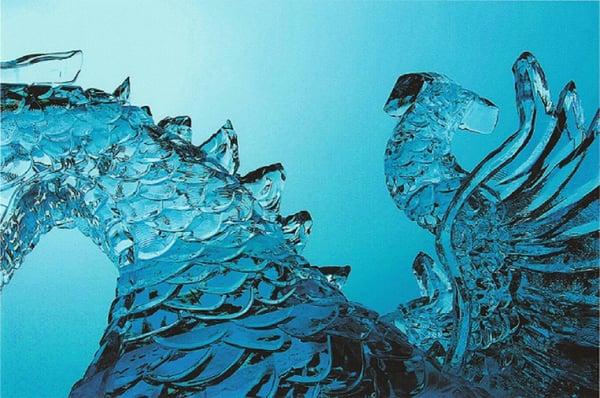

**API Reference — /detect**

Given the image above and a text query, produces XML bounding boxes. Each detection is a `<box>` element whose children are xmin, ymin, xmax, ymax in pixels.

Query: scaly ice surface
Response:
<box><xmin>0</xmin><ymin>51</ymin><xmax>597</xmax><ymax>397</ymax></box>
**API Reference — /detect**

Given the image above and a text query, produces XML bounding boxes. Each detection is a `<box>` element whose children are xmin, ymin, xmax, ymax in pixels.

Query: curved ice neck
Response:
<box><xmin>0</xmin><ymin>177</ymin><xmax>85</xmax><ymax>287</ymax></box>
<box><xmin>383</xmin><ymin>77</ymin><xmax>499</xmax><ymax>234</ymax></box>
<box><xmin>385</xmin><ymin>109</ymin><xmax>466</xmax><ymax>233</ymax></box>
<box><xmin>0</xmin><ymin>133</ymin><xmax>171</xmax><ymax>290</ymax></box>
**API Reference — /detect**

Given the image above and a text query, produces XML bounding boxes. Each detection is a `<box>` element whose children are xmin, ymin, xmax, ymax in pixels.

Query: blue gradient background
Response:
<box><xmin>1</xmin><ymin>1</ymin><xmax>598</xmax><ymax>397</ymax></box>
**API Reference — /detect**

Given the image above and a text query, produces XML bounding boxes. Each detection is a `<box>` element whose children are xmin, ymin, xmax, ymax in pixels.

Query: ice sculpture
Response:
<box><xmin>384</xmin><ymin>53</ymin><xmax>599</xmax><ymax>396</ymax></box>
<box><xmin>1</xmin><ymin>50</ymin><xmax>484</xmax><ymax>397</ymax></box>
<box><xmin>0</xmin><ymin>50</ymin><xmax>597</xmax><ymax>397</ymax></box>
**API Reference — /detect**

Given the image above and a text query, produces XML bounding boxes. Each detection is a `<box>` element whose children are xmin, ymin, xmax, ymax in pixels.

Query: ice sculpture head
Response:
<box><xmin>384</xmin><ymin>72</ymin><xmax>499</xmax><ymax>134</ymax></box>
<box><xmin>383</xmin><ymin>72</ymin><xmax>500</xmax><ymax>233</ymax></box>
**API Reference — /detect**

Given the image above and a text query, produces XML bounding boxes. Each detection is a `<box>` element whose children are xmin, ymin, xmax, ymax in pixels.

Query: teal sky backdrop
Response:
<box><xmin>1</xmin><ymin>1</ymin><xmax>598</xmax><ymax>396</ymax></box>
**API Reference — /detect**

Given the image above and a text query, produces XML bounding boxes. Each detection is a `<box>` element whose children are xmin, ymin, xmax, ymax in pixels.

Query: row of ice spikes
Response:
<box><xmin>112</xmin><ymin>77</ymin><xmax>352</xmax><ymax>287</ymax></box>
<box><xmin>121</xmin><ymin>78</ymin><xmax>355</xmax><ymax>288</ymax></box>
<box><xmin>115</xmin><ymin>78</ymin><xmax>316</xmax><ymax>254</ymax></box>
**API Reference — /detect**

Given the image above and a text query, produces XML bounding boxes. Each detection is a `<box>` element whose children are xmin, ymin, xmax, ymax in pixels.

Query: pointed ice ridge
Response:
<box><xmin>313</xmin><ymin>265</ymin><xmax>351</xmax><ymax>289</ymax></box>
<box><xmin>279</xmin><ymin>211</ymin><xmax>312</xmax><ymax>252</ymax></box>
<box><xmin>158</xmin><ymin>116</ymin><xmax>193</xmax><ymax>142</ymax></box>
<box><xmin>199</xmin><ymin>120</ymin><xmax>239</xmax><ymax>175</ymax></box>
<box><xmin>141</xmin><ymin>106</ymin><xmax>153</xmax><ymax>117</ymax></box>
<box><xmin>240</xmin><ymin>163</ymin><xmax>285</xmax><ymax>220</ymax></box>
<box><xmin>113</xmin><ymin>77</ymin><xmax>131</xmax><ymax>103</ymax></box>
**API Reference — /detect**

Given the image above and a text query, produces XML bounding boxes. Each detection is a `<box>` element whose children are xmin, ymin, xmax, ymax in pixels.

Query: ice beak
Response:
<box><xmin>459</xmin><ymin>96</ymin><xmax>499</xmax><ymax>135</ymax></box>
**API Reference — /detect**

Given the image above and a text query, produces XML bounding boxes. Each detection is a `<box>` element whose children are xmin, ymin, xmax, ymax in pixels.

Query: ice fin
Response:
<box><xmin>141</xmin><ymin>106</ymin><xmax>153</xmax><ymax>117</ymax></box>
<box><xmin>313</xmin><ymin>265</ymin><xmax>351</xmax><ymax>289</ymax></box>
<box><xmin>113</xmin><ymin>77</ymin><xmax>131</xmax><ymax>102</ymax></box>
<box><xmin>240</xmin><ymin>163</ymin><xmax>285</xmax><ymax>219</ymax></box>
<box><xmin>280</xmin><ymin>211</ymin><xmax>312</xmax><ymax>252</ymax></box>
<box><xmin>158</xmin><ymin>116</ymin><xmax>193</xmax><ymax>142</ymax></box>
<box><xmin>199</xmin><ymin>121</ymin><xmax>239</xmax><ymax>174</ymax></box>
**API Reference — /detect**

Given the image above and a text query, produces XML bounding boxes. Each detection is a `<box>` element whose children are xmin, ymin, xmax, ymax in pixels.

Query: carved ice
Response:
<box><xmin>384</xmin><ymin>53</ymin><xmax>599</xmax><ymax>396</ymax></box>
<box><xmin>0</xmin><ymin>50</ymin><xmax>597</xmax><ymax>397</ymax></box>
